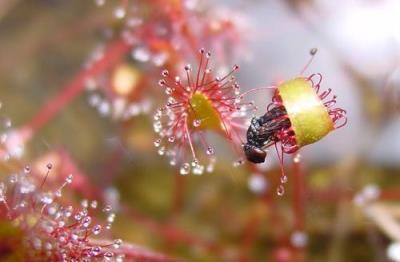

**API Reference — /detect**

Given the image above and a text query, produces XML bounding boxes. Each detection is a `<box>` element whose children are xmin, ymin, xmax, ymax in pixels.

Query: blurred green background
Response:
<box><xmin>0</xmin><ymin>0</ymin><xmax>400</xmax><ymax>261</ymax></box>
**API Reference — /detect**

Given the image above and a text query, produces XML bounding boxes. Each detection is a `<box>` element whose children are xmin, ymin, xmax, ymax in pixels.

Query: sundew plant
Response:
<box><xmin>0</xmin><ymin>0</ymin><xmax>399</xmax><ymax>261</ymax></box>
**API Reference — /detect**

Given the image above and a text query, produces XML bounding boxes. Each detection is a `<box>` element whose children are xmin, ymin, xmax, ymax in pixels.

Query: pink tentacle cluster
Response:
<box><xmin>276</xmin><ymin>125</ymin><xmax>299</xmax><ymax>154</ymax></box>
<box><xmin>260</xmin><ymin>72</ymin><xmax>347</xmax><ymax>158</ymax></box>
<box><xmin>154</xmin><ymin>49</ymin><xmax>256</xmax><ymax>174</ymax></box>
<box><xmin>307</xmin><ymin>73</ymin><xmax>347</xmax><ymax>129</ymax></box>
<box><xmin>0</xmin><ymin>165</ymin><xmax>122</xmax><ymax>261</ymax></box>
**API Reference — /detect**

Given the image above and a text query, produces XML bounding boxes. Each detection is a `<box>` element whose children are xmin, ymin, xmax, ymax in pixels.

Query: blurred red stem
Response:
<box><xmin>292</xmin><ymin>159</ymin><xmax>306</xmax><ymax>262</ymax></box>
<box><xmin>84</xmin><ymin>182</ymin><xmax>237</xmax><ymax>259</ymax></box>
<box><xmin>262</xmin><ymin>186</ymin><xmax>288</xmax><ymax>261</ymax></box>
<box><xmin>121</xmin><ymin>203</ymin><xmax>254</xmax><ymax>261</ymax></box>
<box><xmin>240</xmin><ymin>205</ymin><xmax>262</xmax><ymax>262</ymax></box>
<box><xmin>23</xmin><ymin>39</ymin><xmax>130</xmax><ymax>133</ymax></box>
<box><xmin>172</xmin><ymin>172</ymin><xmax>185</xmax><ymax>215</ymax></box>
<box><xmin>292</xmin><ymin>160</ymin><xmax>305</xmax><ymax>231</ymax></box>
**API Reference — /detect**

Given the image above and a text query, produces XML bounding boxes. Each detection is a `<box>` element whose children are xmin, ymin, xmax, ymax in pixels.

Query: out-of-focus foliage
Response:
<box><xmin>0</xmin><ymin>0</ymin><xmax>399</xmax><ymax>261</ymax></box>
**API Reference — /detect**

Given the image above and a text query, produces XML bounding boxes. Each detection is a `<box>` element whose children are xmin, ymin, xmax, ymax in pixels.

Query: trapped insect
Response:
<box><xmin>243</xmin><ymin>49</ymin><xmax>347</xmax><ymax>165</ymax></box>
<box><xmin>244</xmin><ymin>105</ymin><xmax>291</xmax><ymax>163</ymax></box>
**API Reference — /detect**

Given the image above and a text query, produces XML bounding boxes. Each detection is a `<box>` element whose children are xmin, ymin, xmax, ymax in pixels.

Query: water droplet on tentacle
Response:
<box><xmin>180</xmin><ymin>163</ymin><xmax>190</xmax><ymax>175</ymax></box>
<box><xmin>277</xmin><ymin>185</ymin><xmax>285</xmax><ymax>196</ymax></box>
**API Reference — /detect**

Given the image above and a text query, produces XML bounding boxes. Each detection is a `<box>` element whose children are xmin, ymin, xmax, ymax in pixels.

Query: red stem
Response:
<box><xmin>172</xmin><ymin>172</ymin><xmax>185</xmax><ymax>215</ymax></box>
<box><xmin>292</xmin><ymin>160</ymin><xmax>305</xmax><ymax>231</ymax></box>
<box><xmin>23</xmin><ymin>39</ymin><xmax>131</xmax><ymax>133</ymax></box>
<box><xmin>120</xmin><ymin>203</ymin><xmax>255</xmax><ymax>261</ymax></box>
<box><xmin>292</xmin><ymin>159</ymin><xmax>306</xmax><ymax>262</ymax></box>
<box><xmin>239</xmin><ymin>205</ymin><xmax>261</xmax><ymax>262</ymax></box>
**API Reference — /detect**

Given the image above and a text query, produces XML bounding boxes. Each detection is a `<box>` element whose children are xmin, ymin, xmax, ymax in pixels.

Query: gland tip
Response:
<box><xmin>310</xmin><ymin>48</ymin><xmax>318</xmax><ymax>56</ymax></box>
<box><xmin>161</xmin><ymin>69</ymin><xmax>169</xmax><ymax>77</ymax></box>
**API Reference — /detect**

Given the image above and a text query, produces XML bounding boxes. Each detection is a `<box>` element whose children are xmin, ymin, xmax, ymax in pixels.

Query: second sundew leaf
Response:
<box><xmin>155</xmin><ymin>48</ymin><xmax>255</xmax><ymax>174</ymax></box>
